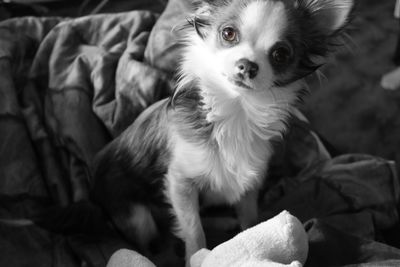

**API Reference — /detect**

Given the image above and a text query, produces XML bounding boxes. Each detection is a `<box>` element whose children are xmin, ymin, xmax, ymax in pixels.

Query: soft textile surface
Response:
<box><xmin>191</xmin><ymin>211</ymin><xmax>308</xmax><ymax>267</ymax></box>
<box><xmin>0</xmin><ymin>1</ymin><xmax>400</xmax><ymax>267</ymax></box>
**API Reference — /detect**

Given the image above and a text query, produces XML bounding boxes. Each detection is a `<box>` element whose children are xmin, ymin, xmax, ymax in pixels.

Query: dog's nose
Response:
<box><xmin>235</xmin><ymin>58</ymin><xmax>259</xmax><ymax>79</ymax></box>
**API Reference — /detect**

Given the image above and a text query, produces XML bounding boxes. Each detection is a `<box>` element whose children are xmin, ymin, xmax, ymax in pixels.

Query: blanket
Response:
<box><xmin>0</xmin><ymin>0</ymin><xmax>400</xmax><ymax>266</ymax></box>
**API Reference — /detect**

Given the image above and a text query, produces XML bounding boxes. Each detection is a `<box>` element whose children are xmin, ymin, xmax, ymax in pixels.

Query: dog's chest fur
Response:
<box><xmin>168</xmin><ymin>88</ymin><xmax>289</xmax><ymax>204</ymax></box>
<box><xmin>170</xmin><ymin>133</ymin><xmax>269</xmax><ymax>204</ymax></box>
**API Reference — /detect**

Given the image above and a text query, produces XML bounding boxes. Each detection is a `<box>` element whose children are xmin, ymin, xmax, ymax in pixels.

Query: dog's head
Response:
<box><xmin>178</xmin><ymin>0</ymin><xmax>353</xmax><ymax>100</ymax></box>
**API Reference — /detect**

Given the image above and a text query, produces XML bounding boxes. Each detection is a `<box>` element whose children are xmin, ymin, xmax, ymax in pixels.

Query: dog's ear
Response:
<box><xmin>298</xmin><ymin>0</ymin><xmax>354</xmax><ymax>35</ymax></box>
<box><xmin>188</xmin><ymin>1</ymin><xmax>214</xmax><ymax>39</ymax></box>
<box><xmin>289</xmin><ymin>0</ymin><xmax>354</xmax><ymax>81</ymax></box>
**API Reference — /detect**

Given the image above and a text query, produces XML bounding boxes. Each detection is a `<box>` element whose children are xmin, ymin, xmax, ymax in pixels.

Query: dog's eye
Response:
<box><xmin>270</xmin><ymin>43</ymin><xmax>293</xmax><ymax>66</ymax></box>
<box><xmin>221</xmin><ymin>27</ymin><xmax>237</xmax><ymax>42</ymax></box>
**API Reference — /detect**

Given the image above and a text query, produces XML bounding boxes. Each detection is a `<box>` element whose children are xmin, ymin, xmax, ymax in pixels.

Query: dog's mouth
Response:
<box><xmin>227</xmin><ymin>77</ymin><xmax>253</xmax><ymax>90</ymax></box>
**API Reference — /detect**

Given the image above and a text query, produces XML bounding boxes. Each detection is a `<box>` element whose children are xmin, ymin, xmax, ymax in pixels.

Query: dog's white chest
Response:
<box><xmin>169</xmin><ymin>133</ymin><xmax>270</xmax><ymax>204</ymax></box>
<box><xmin>168</xmin><ymin>88</ymin><xmax>287</xmax><ymax>204</ymax></box>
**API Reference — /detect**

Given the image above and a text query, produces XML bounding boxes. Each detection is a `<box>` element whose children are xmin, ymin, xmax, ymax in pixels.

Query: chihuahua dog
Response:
<box><xmin>93</xmin><ymin>0</ymin><xmax>353</xmax><ymax>261</ymax></box>
<box><xmin>91</xmin><ymin>0</ymin><xmax>354</xmax><ymax>264</ymax></box>
<box><xmin>4</xmin><ymin>0</ymin><xmax>353</xmax><ymax>265</ymax></box>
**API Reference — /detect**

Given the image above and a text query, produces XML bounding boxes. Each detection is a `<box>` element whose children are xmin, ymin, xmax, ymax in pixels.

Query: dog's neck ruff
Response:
<box><xmin>200</xmin><ymin>83</ymin><xmax>290</xmax><ymax>142</ymax></box>
<box><xmin>173</xmin><ymin>76</ymin><xmax>301</xmax><ymax>202</ymax></box>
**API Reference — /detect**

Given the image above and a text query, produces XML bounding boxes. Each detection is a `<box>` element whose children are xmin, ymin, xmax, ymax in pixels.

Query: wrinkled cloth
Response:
<box><xmin>0</xmin><ymin>1</ymin><xmax>400</xmax><ymax>267</ymax></box>
<box><xmin>262</xmin><ymin>154</ymin><xmax>399</xmax><ymax>238</ymax></box>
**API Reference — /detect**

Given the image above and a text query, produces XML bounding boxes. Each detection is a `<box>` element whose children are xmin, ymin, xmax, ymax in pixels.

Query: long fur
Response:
<box><xmin>1</xmin><ymin>0</ymin><xmax>354</xmax><ymax>265</ymax></box>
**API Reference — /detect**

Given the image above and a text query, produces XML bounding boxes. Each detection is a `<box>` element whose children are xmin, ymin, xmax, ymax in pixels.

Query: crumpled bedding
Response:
<box><xmin>0</xmin><ymin>0</ymin><xmax>399</xmax><ymax>266</ymax></box>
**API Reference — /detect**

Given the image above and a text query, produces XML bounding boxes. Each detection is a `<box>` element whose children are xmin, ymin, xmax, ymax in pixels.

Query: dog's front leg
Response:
<box><xmin>235</xmin><ymin>189</ymin><xmax>259</xmax><ymax>230</ymax></box>
<box><xmin>168</xmin><ymin>177</ymin><xmax>206</xmax><ymax>265</ymax></box>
